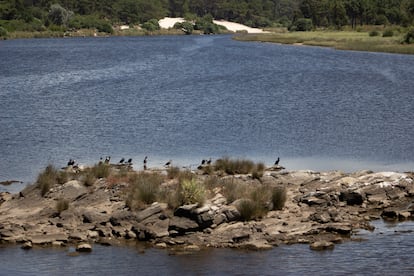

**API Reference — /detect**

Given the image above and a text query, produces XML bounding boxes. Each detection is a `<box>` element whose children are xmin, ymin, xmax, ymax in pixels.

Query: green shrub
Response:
<box><xmin>290</xmin><ymin>18</ymin><xmax>313</xmax><ymax>32</ymax></box>
<box><xmin>271</xmin><ymin>187</ymin><xmax>287</xmax><ymax>210</ymax></box>
<box><xmin>56</xmin><ymin>198</ymin><xmax>69</xmax><ymax>213</ymax></box>
<box><xmin>178</xmin><ymin>178</ymin><xmax>205</xmax><ymax>206</ymax></box>
<box><xmin>173</xmin><ymin>21</ymin><xmax>194</xmax><ymax>34</ymax></box>
<box><xmin>222</xmin><ymin>178</ymin><xmax>248</xmax><ymax>203</ymax></box>
<box><xmin>37</xmin><ymin>165</ymin><xmax>59</xmax><ymax>196</ymax></box>
<box><xmin>369</xmin><ymin>30</ymin><xmax>380</xmax><ymax>37</ymax></box>
<box><xmin>142</xmin><ymin>19</ymin><xmax>160</xmax><ymax>32</ymax></box>
<box><xmin>382</xmin><ymin>29</ymin><xmax>394</xmax><ymax>37</ymax></box>
<box><xmin>0</xmin><ymin>26</ymin><xmax>8</xmax><ymax>38</ymax></box>
<box><xmin>126</xmin><ymin>172</ymin><xmax>164</xmax><ymax>210</ymax></box>
<box><xmin>404</xmin><ymin>28</ymin><xmax>414</xmax><ymax>44</ymax></box>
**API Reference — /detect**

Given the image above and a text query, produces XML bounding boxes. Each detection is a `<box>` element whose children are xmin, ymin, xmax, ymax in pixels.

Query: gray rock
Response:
<box><xmin>339</xmin><ymin>191</ymin><xmax>364</xmax><ymax>205</ymax></box>
<box><xmin>30</xmin><ymin>234</ymin><xmax>68</xmax><ymax>245</ymax></box>
<box><xmin>310</xmin><ymin>241</ymin><xmax>335</xmax><ymax>250</ymax></box>
<box><xmin>174</xmin><ymin>204</ymin><xmax>198</xmax><ymax>218</ymax></box>
<box><xmin>76</xmin><ymin>243</ymin><xmax>92</xmax><ymax>252</ymax></box>
<box><xmin>169</xmin><ymin>216</ymin><xmax>199</xmax><ymax>234</ymax></box>
<box><xmin>137</xmin><ymin>203</ymin><xmax>165</xmax><ymax>222</ymax></box>
<box><xmin>21</xmin><ymin>241</ymin><xmax>32</xmax><ymax>250</ymax></box>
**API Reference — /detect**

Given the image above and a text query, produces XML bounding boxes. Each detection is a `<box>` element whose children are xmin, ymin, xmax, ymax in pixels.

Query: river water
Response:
<box><xmin>1</xmin><ymin>35</ymin><xmax>414</xmax><ymax>189</ymax></box>
<box><xmin>1</xmin><ymin>35</ymin><xmax>414</xmax><ymax>274</ymax></box>
<box><xmin>0</xmin><ymin>220</ymin><xmax>413</xmax><ymax>275</ymax></box>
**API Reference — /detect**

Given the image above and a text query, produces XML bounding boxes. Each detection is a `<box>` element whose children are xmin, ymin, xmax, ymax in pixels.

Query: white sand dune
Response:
<box><xmin>158</xmin><ymin>17</ymin><xmax>268</xmax><ymax>34</ymax></box>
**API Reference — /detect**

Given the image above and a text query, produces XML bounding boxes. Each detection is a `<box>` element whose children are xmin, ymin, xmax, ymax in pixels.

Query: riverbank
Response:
<box><xmin>234</xmin><ymin>29</ymin><xmax>414</xmax><ymax>55</ymax></box>
<box><xmin>1</xmin><ymin>160</ymin><xmax>413</xmax><ymax>252</ymax></box>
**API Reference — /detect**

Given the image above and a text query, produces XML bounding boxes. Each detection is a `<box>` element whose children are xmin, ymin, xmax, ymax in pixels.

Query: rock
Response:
<box><xmin>169</xmin><ymin>216</ymin><xmax>199</xmax><ymax>235</ymax></box>
<box><xmin>21</xmin><ymin>241</ymin><xmax>32</xmax><ymax>250</ymax></box>
<box><xmin>30</xmin><ymin>234</ymin><xmax>68</xmax><ymax>245</ymax></box>
<box><xmin>137</xmin><ymin>203</ymin><xmax>166</xmax><ymax>222</ymax></box>
<box><xmin>76</xmin><ymin>243</ymin><xmax>92</xmax><ymax>252</ymax></box>
<box><xmin>155</xmin><ymin>242</ymin><xmax>167</xmax><ymax>249</ymax></box>
<box><xmin>184</xmin><ymin>244</ymin><xmax>200</xmax><ymax>251</ymax></box>
<box><xmin>221</xmin><ymin>206</ymin><xmax>240</xmax><ymax>222</ymax></box>
<box><xmin>339</xmin><ymin>191</ymin><xmax>364</xmax><ymax>205</ymax></box>
<box><xmin>174</xmin><ymin>204</ymin><xmax>198</xmax><ymax>218</ymax></box>
<box><xmin>241</xmin><ymin>239</ymin><xmax>273</xmax><ymax>250</ymax></box>
<box><xmin>146</xmin><ymin>218</ymin><xmax>170</xmax><ymax>238</ymax></box>
<box><xmin>310</xmin><ymin>241</ymin><xmax>335</xmax><ymax>250</ymax></box>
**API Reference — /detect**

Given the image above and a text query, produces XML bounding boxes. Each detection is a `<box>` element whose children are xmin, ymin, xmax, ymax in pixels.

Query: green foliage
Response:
<box><xmin>290</xmin><ymin>18</ymin><xmax>313</xmax><ymax>31</ymax></box>
<box><xmin>194</xmin><ymin>14</ymin><xmax>220</xmax><ymax>34</ymax></box>
<box><xmin>37</xmin><ymin>164</ymin><xmax>59</xmax><ymax>196</ymax></box>
<box><xmin>404</xmin><ymin>28</ymin><xmax>414</xmax><ymax>43</ymax></box>
<box><xmin>173</xmin><ymin>21</ymin><xmax>194</xmax><ymax>34</ymax></box>
<box><xmin>1</xmin><ymin>0</ymin><xmax>414</xmax><ymax>37</ymax></box>
<box><xmin>142</xmin><ymin>18</ymin><xmax>160</xmax><ymax>31</ymax></box>
<box><xmin>126</xmin><ymin>172</ymin><xmax>164</xmax><ymax>210</ymax></box>
<box><xmin>0</xmin><ymin>26</ymin><xmax>7</xmax><ymax>37</ymax></box>
<box><xmin>369</xmin><ymin>30</ymin><xmax>380</xmax><ymax>36</ymax></box>
<box><xmin>48</xmin><ymin>4</ymin><xmax>72</xmax><ymax>26</ymax></box>
<box><xmin>68</xmin><ymin>15</ymin><xmax>113</xmax><ymax>33</ymax></box>
<box><xmin>56</xmin><ymin>198</ymin><xmax>69</xmax><ymax>213</ymax></box>
<box><xmin>178</xmin><ymin>178</ymin><xmax>205</xmax><ymax>206</ymax></box>
<box><xmin>382</xmin><ymin>29</ymin><xmax>394</xmax><ymax>37</ymax></box>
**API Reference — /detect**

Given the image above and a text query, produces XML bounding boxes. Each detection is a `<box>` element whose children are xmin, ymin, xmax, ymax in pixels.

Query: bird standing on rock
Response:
<box><xmin>164</xmin><ymin>160</ymin><xmax>172</xmax><ymax>167</ymax></box>
<box><xmin>119</xmin><ymin>158</ymin><xmax>125</xmax><ymax>164</ymax></box>
<box><xmin>274</xmin><ymin>157</ymin><xmax>280</xmax><ymax>165</ymax></box>
<box><xmin>143</xmin><ymin>156</ymin><xmax>148</xmax><ymax>170</ymax></box>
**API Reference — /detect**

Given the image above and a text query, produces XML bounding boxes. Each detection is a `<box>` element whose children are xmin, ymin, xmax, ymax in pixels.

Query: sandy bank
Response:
<box><xmin>158</xmin><ymin>17</ymin><xmax>269</xmax><ymax>34</ymax></box>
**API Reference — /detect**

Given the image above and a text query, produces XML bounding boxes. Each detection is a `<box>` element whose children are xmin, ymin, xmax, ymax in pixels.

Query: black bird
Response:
<box><xmin>104</xmin><ymin>156</ymin><xmax>111</xmax><ymax>164</ymax></box>
<box><xmin>67</xmin><ymin>159</ymin><xmax>75</xmax><ymax>166</ymax></box>
<box><xmin>127</xmin><ymin>158</ymin><xmax>132</xmax><ymax>164</ymax></box>
<box><xmin>207</xmin><ymin>158</ymin><xmax>212</xmax><ymax>165</ymax></box>
<box><xmin>143</xmin><ymin>156</ymin><xmax>148</xmax><ymax>165</ymax></box>
<box><xmin>201</xmin><ymin>159</ymin><xmax>206</xmax><ymax>165</ymax></box>
<box><xmin>164</xmin><ymin>160</ymin><xmax>172</xmax><ymax>167</ymax></box>
<box><xmin>119</xmin><ymin>158</ymin><xmax>125</xmax><ymax>164</ymax></box>
<box><xmin>274</xmin><ymin>157</ymin><xmax>280</xmax><ymax>165</ymax></box>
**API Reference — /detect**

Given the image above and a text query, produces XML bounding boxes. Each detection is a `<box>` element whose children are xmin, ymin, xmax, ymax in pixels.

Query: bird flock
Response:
<box><xmin>66</xmin><ymin>156</ymin><xmax>282</xmax><ymax>171</ymax></box>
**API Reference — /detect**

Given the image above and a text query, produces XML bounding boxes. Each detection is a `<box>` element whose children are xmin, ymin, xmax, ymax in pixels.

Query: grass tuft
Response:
<box><xmin>126</xmin><ymin>172</ymin><xmax>164</xmax><ymax>210</ymax></box>
<box><xmin>37</xmin><ymin>164</ymin><xmax>59</xmax><ymax>196</ymax></box>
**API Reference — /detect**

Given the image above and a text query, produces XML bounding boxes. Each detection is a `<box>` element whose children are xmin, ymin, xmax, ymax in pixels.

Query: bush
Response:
<box><xmin>0</xmin><ymin>26</ymin><xmax>8</xmax><ymax>38</ymax></box>
<box><xmin>167</xmin><ymin>166</ymin><xmax>180</xmax><ymax>179</ymax></box>
<box><xmin>37</xmin><ymin>165</ymin><xmax>59</xmax><ymax>196</ymax></box>
<box><xmin>173</xmin><ymin>21</ymin><xmax>194</xmax><ymax>34</ymax></box>
<box><xmin>382</xmin><ymin>29</ymin><xmax>394</xmax><ymax>37</ymax></box>
<box><xmin>83</xmin><ymin>173</ymin><xmax>96</xmax><ymax>187</ymax></box>
<box><xmin>404</xmin><ymin>28</ymin><xmax>414</xmax><ymax>44</ymax></box>
<box><xmin>90</xmin><ymin>163</ymin><xmax>110</xmax><ymax>178</ymax></box>
<box><xmin>271</xmin><ymin>187</ymin><xmax>287</xmax><ymax>210</ymax></box>
<box><xmin>290</xmin><ymin>18</ymin><xmax>313</xmax><ymax>32</ymax></box>
<box><xmin>178</xmin><ymin>178</ymin><xmax>205</xmax><ymax>206</ymax></box>
<box><xmin>369</xmin><ymin>30</ymin><xmax>380</xmax><ymax>37</ymax></box>
<box><xmin>56</xmin><ymin>198</ymin><xmax>69</xmax><ymax>213</ymax></box>
<box><xmin>214</xmin><ymin>157</ymin><xmax>265</xmax><ymax>177</ymax></box>
<box><xmin>142</xmin><ymin>19</ymin><xmax>160</xmax><ymax>32</ymax></box>
<box><xmin>126</xmin><ymin>172</ymin><xmax>164</xmax><ymax>210</ymax></box>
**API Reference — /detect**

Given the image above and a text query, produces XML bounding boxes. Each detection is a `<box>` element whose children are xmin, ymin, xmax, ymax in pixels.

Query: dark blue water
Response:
<box><xmin>1</xmin><ymin>35</ymin><xmax>414</xmax><ymax>188</ymax></box>
<box><xmin>0</xmin><ymin>220</ymin><xmax>413</xmax><ymax>275</ymax></box>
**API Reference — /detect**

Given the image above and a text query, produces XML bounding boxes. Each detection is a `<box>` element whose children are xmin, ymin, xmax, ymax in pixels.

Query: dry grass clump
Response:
<box><xmin>56</xmin><ymin>198</ymin><xmax>69</xmax><ymax>213</ymax></box>
<box><xmin>37</xmin><ymin>165</ymin><xmax>59</xmax><ymax>196</ymax></box>
<box><xmin>212</xmin><ymin>157</ymin><xmax>266</xmax><ymax>177</ymax></box>
<box><xmin>126</xmin><ymin>172</ymin><xmax>164</xmax><ymax>210</ymax></box>
<box><xmin>272</xmin><ymin>187</ymin><xmax>287</xmax><ymax>210</ymax></box>
<box><xmin>81</xmin><ymin>163</ymin><xmax>111</xmax><ymax>186</ymax></box>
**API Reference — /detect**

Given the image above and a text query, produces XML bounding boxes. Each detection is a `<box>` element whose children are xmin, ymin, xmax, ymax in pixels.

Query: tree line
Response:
<box><xmin>1</xmin><ymin>0</ymin><xmax>414</xmax><ymax>35</ymax></box>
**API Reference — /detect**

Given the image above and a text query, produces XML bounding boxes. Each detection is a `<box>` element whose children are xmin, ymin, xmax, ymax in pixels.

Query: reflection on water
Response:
<box><xmin>0</xmin><ymin>220</ymin><xmax>413</xmax><ymax>275</ymax></box>
<box><xmin>1</xmin><ymin>36</ymin><xmax>414</xmax><ymax>186</ymax></box>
